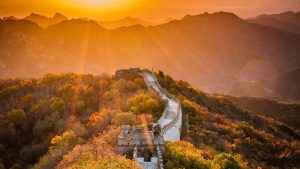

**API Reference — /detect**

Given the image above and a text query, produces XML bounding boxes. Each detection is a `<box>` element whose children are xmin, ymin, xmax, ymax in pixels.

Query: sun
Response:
<box><xmin>65</xmin><ymin>0</ymin><xmax>135</xmax><ymax>10</ymax></box>
<box><xmin>77</xmin><ymin>0</ymin><xmax>113</xmax><ymax>6</ymax></box>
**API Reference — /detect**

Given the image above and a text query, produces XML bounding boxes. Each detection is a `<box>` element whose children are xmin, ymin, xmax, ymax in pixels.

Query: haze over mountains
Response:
<box><xmin>7</xmin><ymin>13</ymin><xmax>154</xmax><ymax>29</ymax></box>
<box><xmin>247</xmin><ymin>11</ymin><xmax>300</xmax><ymax>34</ymax></box>
<box><xmin>0</xmin><ymin>11</ymin><xmax>300</xmax><ymax>99</ymax></box>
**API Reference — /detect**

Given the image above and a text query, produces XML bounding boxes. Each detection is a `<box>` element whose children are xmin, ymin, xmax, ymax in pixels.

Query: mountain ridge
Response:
<box><xmin>1</xmin><ymin>11</ymin><xmax>300</xmax><ymax>97</ymax></box>
<box><xmin>247</xmin><ymin>11</ymin><xmax>300</xmax><ymax>34</ymax></box>
<box><xmin>24</xmin><ymin>12</ymin><xmax>68</xmax><ymax>28</ymax></box>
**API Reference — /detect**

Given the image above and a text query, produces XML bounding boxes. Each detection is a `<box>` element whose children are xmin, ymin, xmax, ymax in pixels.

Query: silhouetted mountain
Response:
<box><xmin>247</xmin><ymin>11</ymin><xmax>300</xmax><ymax>34</ymax></box>
<box><xmin>1</xmin><ymin>11</ymin><xmax>300</xmax><ymax>96</ymax></box>
<box><xmin>24</xmin><ymin>13</ymin><xmax>68</xmax><ymax>28</ymax></box>
<box><xmin>97</xmin><ymin>16</ymin><xmax>153</xmax><ymax>29</ymax></box>
<box><xmin>2</xmin><ymin>16</ymin><xmax>17</xmax><ymax>20</ymax></box>
<box><xmin>227</xmin><ymin>96</ymin><xmax>300</xmax><ymax>130</ymax></box>
<box><xmin>269</xmin><ymin>68</ymin><xmax>300</xmax><ymax>99</ymax></box>
<box><xmin>227</xmin><ymin>80</ymin><xmax>278</xmax><ymax>98</ymax></box>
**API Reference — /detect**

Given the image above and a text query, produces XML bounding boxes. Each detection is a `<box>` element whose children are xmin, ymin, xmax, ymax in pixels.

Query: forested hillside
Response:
<box><xmin>226</xmin><ymin>96</ymin><xmax>300</xmax><ymax>130</ymax></box>
<box><xmin>0</xmin><ymin>73</ymin><xmax>163</xmax><ymax>169</ymax></box>
<box><xmin>155</xmin><ymin>71</ymin><xmax>300</xmax><ymax>169</ymax></box>
<box><xmin>1</xmin><ymin>71</ymin><xmax>300</xmax><ymax>169</ymax></box>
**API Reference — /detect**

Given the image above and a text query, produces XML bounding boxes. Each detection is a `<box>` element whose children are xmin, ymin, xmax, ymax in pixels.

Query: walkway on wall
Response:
<box><xmin>141</xmin><ymin>71</ymin><xmax>182</xmax><ymax>142</ymax></box>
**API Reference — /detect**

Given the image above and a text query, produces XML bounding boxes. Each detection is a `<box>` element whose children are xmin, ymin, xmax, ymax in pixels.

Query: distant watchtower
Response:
<box><xmin>115</xmin><ymin>67</ymin><xmax>141</xmax><ymax>77</ymax></box>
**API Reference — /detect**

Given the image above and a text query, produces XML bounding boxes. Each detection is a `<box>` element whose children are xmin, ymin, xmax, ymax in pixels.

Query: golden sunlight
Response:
<box><xmin>64</xmin><ymin>0</ymin><xmax>136</xmax><ymax>10</ymax></box>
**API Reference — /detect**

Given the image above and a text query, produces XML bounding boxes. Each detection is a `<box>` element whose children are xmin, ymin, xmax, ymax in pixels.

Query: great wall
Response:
<box><xmin>115</xmin><ymin>68</ymin><xmax>182</xmax><ymax>169</ymax></box>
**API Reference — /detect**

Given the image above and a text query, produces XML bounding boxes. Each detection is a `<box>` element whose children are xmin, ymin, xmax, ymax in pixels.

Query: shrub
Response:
<box><xmin>164</xmin><ymin>141</ymin><xmax>210</xmax><ymax>169</ymax></box>
<box><xmin>212</xmin><ymin>153</ymin><xmax>247</xmax><ymax>169</ymax></box>
<box><xmin>182</xmin><ymin>99</ymin><xmax>201</xmax><ymax>115</ymax></box>
<box><xmin>236</xmin><ymin>121</ymin><xmax>257</xmax><ymax>137</ymax></box>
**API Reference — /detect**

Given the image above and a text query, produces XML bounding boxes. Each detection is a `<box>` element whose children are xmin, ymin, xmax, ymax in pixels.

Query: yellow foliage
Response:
<box><xmin>128</xmin><ymin>93</ymin><xmax>160</xmax><ymax>114</ymax></box>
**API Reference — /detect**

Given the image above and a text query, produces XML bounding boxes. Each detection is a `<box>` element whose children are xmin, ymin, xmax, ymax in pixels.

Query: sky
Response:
<box><xmin>0</xmin><ymin>0</ymin><xmax>299</xmax><ymax>22</ymax></box>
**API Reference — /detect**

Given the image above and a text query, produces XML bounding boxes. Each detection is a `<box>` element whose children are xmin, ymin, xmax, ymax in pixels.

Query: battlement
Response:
<box><xmin>116</xmin><ymin>123</ymin><xmax>165</xmax><ymax>169</ymax></box>
<box><xmin>115</xmin><ymin>67</ymin><xmax>141</xmax><ymax>77</ymax></box>
<box><xmin>117</xmin><ymin>123</ymin><xmax>164</xmax><ymax>149</ymax></box>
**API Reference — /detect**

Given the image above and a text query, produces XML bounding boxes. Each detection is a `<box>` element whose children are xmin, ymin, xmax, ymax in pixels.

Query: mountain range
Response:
<box><xmin>9</xmin><ymin>13</ymin><xmax>153</xmax><ymax>29</ymax></box>
<box><xmin>97</xmin><ymin>17</ymin><xmax>153</xmax><ymax>29</ymax></box>
<box><xmin>23</xmin><ymin>13</ymin><xmax>68</xmax><ymax>28</ymax></box>
<box><xmin>0</xmin><ymin>11</ymin><xmax>300</xmax><ymax>99</ymax></box>
<box><xmin>247</xmin><ymin>11</ymin><xmax>300</xmax><ymax>34</ymax></box>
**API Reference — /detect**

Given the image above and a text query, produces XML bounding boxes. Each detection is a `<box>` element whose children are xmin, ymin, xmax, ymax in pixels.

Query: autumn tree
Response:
<box><xmin>112</xmin><ymin>112</ymin><xmax>136</xmax><ymax>126</ymax></box>
<box><xmin>164</xmin><ymin>141</ymin><xmax>210</xmax><ymax>169</ymax></box>
<box><xmin>128</xmin><ymin>93</ymin><xmax>160</xmax><ymax>115</ymax></box>
<box><xmin>75</xmin><ymin>100</ymin><xmax>85</xmax><ymax>115</ymax></box>
<box><xmin>50</xmin><ymin>98</ymin><xmax>66</xmax><ymax>113</ymax></box>
<box><xmin>7</xmin><ymin>109</ymin><xmax>26</xmax><ymax>122</ymax></box>
<box><xmin>212</xmin><ymin>153</ymin><xmax>248</xmax><ymax>169</ymax></box>
<box><xmin>50</xmin><ymin>131</ymin><xmax>78</xmax><ymax>153</ymax></box>
<box><xmin>88</xmin><ymin>109</ymin><xmax>113</xmax><ymax>133</ymax></box>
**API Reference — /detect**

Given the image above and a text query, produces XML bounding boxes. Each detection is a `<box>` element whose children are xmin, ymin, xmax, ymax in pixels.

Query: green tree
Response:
<box><xmin>182</xmin><ymin>98</ymin><xmax>200</xmax><ymax>115</ymax></box>
<box><xmin>33</xmin><ymin>117</ymin><xmax>54</xmax><ymax>140</ymax></box>
<box><xmin>50</xmin><ymin>98</ymin><xmax>66</xmax><ymax>113</ymax></box>
<box><xmin>212</xmin><ymin>153</ymin><xmax>247</xmax><ymax>169</ymax></box>
<box><xmin>21</xmin><ymin>94</ymin><xmax>36</xmax><ymax>111</ymax></box>
<box><xmin>76</xmin><ymin>100</ymin><xmax>86</xmax><ymax>114</ymax></box>
<box><xmin>56</xmin><ymin>84</ymin><xmax>75</xmax><ymax>99</ymax></box>
<box><xmin>7</xmin><ymin>108</ymin><xmax>26</xmax><ymax>122</ymax></box>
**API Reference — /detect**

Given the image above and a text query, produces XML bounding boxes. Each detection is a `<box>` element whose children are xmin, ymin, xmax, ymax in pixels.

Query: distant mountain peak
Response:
<box><xmin>182</xmin><ymin>14</ymin><xmax>192</xmax><ymax>19</ymax></box>
<box><xmin>97</xmin><ymin>16</ymin><xmax>152</xmax><ymax>29</ymax></box>
<box><xmin>281</xmin><ymin>11</ymin><xmax>295</xmax><ymax>14</ymax></box>
<box><xmin>248</xmin><ymin>10</ymin><xmax>300</xmax><ymax>34</ymax></box>
<box><xmin>123</xmin><ymin>16</ymin><xmax>136</xmax><ymax>20</ymax></box>
<box><xmin>26</xmin><ymin>13</ymin><xmax>47</xmax><ymax>19</ymax></box>
<box><xmin>2</xmin><ymin>16</ymin><xmax>17</xmax><ymax>20</ymax></box>
<box><xmin>182</xmin><ymin>11</ymin><xmax>240</xmax><ymax>21</ymax></box>
<box><xmin>23</xmin><ymin>12</ymin><xmax>68</xmax><ymax>28</ymax></box>
<box><xmin>53</xmin><ymin>12</ymin><xmax>67</xmax><ymax>20</ymax></box>
<box><xmin>29</xmin><ymin>13</ymin><xmax>41</xmax><ymax>17</ymax></box>
<box><xmin>48</xmin><ymin>18</ymin><xmax>104</xmax><ymax>30</ymax></box>
<box><xmin>213</xmin><ymin>11</ymin><xmax>238</xmax><ymax>17</ymax></box>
